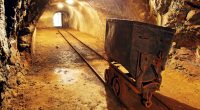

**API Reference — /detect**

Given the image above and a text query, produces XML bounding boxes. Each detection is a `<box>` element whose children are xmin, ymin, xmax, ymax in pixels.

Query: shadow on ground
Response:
<box><xmin>105</xmin><ymin>86</ymin><xmax>198</xmax><ymax>110</ymax></box>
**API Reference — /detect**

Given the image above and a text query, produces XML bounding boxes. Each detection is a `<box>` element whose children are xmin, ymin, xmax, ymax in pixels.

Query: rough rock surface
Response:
<box><xmin>150</xmin><ymin>0</ymin><xmax>200</xmax><ymax>75</ymax></box>
<box><xmin>0</xmin><ymin>0</ymin><xmax>10</xmax><ymax>107</ymax></box>
<box><xmin>150</xmin><ymin>0</ymin><xmax>200</xmax><ymax>50</ymax></box>
<box><xmin>1</xmin><ymin>0</ymin><xmax>48</xmax><ymax>109</ymax></box>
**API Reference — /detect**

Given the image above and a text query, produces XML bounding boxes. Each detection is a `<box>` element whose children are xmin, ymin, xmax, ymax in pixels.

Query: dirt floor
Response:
<box><xmin>10</xmin><ymin>28</ymin><xmax>200</xmax><ymax>110</ymax></box>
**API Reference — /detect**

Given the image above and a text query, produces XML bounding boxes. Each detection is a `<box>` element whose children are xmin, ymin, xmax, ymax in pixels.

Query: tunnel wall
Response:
<box><xmin>149</xmin><ymin>0</ymin><xmax>200</xmax><ymax>61</ymax></box>
<box><xmin>0</xmin><ymin>0</ymin><xmax>26</xmax><ymax>108</ymax></box>
<box><xmin>88</xmin><ymin>0</ymin><xmax>155</xmax><ymax>22</ymax></box>
<box><xmin>87</xmin><ymin>0</ymin><xmax>156</xmax><ymax>39</ymax></box>
<box><xmin>0</xmin><ymin>0</ymin><xmax>10</xmax><ymax>99</ymax></box>
<box><xmin>0</xmin><ymin>0</ymin><xmax>48</xmax><ymax>109</ymax></box>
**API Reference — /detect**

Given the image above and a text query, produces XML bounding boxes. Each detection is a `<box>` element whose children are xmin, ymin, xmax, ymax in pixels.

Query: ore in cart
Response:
<box><xmin>104</xmin><ymin>19</ymin><xmax>175</xmax><ymax>108</ymax></box>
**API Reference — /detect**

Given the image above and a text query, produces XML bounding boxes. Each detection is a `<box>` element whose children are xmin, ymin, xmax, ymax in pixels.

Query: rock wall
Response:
<box><xmin>0</xmin><ymin>0</ymin><xmax>48</xmax><ymax>108</ymax></box>
<box><xmin>0</xmin><ymin>0</ymin><xmax>29</xmax><ymax>108</ymax></box>
<box><xmin>0</xmin><ymin>0</ymin><xmax>10</xmax><ymax>106</ymax></box>
<box><xmin>149</xmin><ymin>0</ymin><xmax>200</xmax><ymax>62</ymax></box>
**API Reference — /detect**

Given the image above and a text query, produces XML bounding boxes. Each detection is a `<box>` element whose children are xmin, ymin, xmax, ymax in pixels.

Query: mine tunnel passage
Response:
<box><xmin>4</xmin><ymin>0</ymin><xmax>200</xmax><ymax>109</ymax></box>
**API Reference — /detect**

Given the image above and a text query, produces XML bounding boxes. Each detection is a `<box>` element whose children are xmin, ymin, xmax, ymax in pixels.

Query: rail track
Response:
<box><xmin>58</xmin><ymin>29</ymin><xmax>171</xmax><ymax>110</ymax></box>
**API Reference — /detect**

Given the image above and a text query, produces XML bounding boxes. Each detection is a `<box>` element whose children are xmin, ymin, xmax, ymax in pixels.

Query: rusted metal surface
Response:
<box><xmin>105</xmin><ymin>18</ymin><xmax>174</xmax><ymax>107</ymax></box>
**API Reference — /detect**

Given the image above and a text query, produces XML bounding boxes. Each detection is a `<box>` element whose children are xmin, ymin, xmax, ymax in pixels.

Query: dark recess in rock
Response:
<box><xmin>185</xmin><ymin>1</ymin><xmax>200</xmax><ymax>9</ymax></box>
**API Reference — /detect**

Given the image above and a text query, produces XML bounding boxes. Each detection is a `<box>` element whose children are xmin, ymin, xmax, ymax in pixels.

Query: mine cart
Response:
<box><xmin>104</xmin><ymin>19</ymin><xmax>175</xmax><ymax>108</ymax></box>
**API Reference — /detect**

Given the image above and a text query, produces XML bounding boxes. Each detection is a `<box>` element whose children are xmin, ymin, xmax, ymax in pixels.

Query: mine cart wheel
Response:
<box><xmin>112</xmin><ymin>77</ymin><xmax>120</xmax><ymax>96</ymax></box>
<box><xmin>105</xmin><ymin>69</ymin><xmax>110</xmax><ymax>85</ymax></box>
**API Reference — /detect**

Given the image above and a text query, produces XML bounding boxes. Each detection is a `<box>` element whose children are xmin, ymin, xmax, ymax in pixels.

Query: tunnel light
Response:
<box><xmin>66</xmin><ymin>0</ymin><xmax>74</xmax><ymax>5</ymax></box>
<box><xmin>57</xmin><ymin>3</ymin><xmax>64</xmax><ymax>9</ymax></box>
<box><xmin>53</xmin><ymin>12</ymin><xmax>62</xmax><ymax>27</ymax></box>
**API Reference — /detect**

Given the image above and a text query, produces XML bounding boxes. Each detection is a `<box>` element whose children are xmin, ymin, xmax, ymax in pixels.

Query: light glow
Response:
<box><xmin>66</xmin><ymin>0</ymin><xmax>74</xmax><ymax>5</ymax></box>
<box><xmin>57</xmin><ymin>3</ymin><xmax>64</xmax><ymax>9</ymax></box>
<box><xmin>53</xmin><ymin>12</ymin><xmax>62</xmax><ymax>27</ymax></box>
<box><xmin>54</xmin><ymin>68</ymin><xmax>78</xmax><ymax>84</ymax></box>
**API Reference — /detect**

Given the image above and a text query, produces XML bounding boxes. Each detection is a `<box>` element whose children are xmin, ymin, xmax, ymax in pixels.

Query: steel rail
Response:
<box><xmin>58</xmin><ymin>30</ymin><xmax>105</xmax><ymax>84</ymax></box>
<box><xmin>58</xmin><ymin>29</ymin><xmax>128</xmax><ymax>109</ymax></box>
<box><xmin>66</xmin><ymin>30</ymin><xmax>108</xmax><ymax>61</ymax></box>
